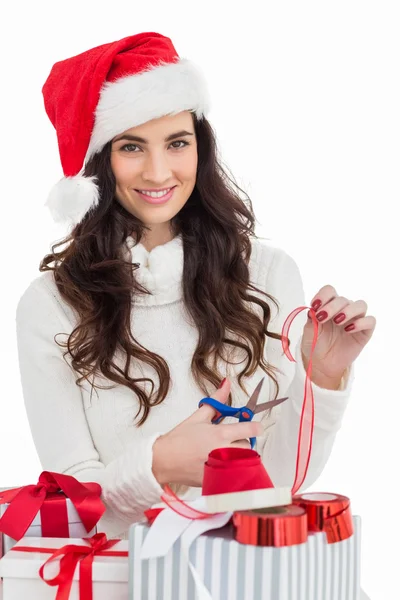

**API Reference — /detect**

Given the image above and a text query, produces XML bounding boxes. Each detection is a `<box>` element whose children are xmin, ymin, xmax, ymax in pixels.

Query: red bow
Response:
<box><xmin>0</xmin><ymin>472</ymin><xmax>105</xmax><ymax>541</ymax></box>
<box><xmin>12</xmin><ymin>533</ymin><xmax>128</xmax><ymax>600</ymax></box>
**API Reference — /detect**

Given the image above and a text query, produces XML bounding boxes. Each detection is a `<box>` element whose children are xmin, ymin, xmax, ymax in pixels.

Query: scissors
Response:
<box><xmin>198</xmin><ymin>377</ymin><xmax>289</xmax><ymax>449</ymax></box>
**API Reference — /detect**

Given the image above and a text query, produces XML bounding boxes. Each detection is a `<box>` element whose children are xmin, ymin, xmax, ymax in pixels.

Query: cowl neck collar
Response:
<box><xmin>125</xmin><ymin>234</ymin><xmax>184</xmax><ymax>306</ymax></box>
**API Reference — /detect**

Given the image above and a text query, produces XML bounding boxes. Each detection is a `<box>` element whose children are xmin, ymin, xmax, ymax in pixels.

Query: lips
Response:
<box><xmin>134</xmin><ymin>186</ymin><xmax>176</xmax><ymax>205</ymax></box>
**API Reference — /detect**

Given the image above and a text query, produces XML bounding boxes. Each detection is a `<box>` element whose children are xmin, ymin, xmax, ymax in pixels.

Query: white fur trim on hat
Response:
<box><xmin>85</xmin><ymin>57</ymin><xmax>210</xmax><ymax>163</ymax></box>
<box><xmin>45</xmin><ymin>175</ymin><xmax>100</xmax><ymax>225</ymax></box>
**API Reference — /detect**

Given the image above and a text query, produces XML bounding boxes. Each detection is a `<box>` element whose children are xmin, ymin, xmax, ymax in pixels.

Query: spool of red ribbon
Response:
<box><xmin>202</xmin><ymin>448</ymin><xmax>273</xmax><ymax>495</ymax></box>
<box><xmin>233</xmin><ymin>505</ymin><xmax>308</xmax><ymax>547</ymax></box>
<box><xmin>292</xmin><ymin>492</ymin><xmax>354</xmax><ymax>543</ymax></box>
<box><xmin>201</xmin><ymin>448</ymin><xmax>292</xmax><ymax>512</ymax></box>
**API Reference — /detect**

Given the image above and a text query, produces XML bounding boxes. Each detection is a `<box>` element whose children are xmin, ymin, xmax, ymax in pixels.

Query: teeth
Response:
<box><xmin>139</xmin><ymin>188</ymin><xmax>172</xmax><ymax>198</ymax></box>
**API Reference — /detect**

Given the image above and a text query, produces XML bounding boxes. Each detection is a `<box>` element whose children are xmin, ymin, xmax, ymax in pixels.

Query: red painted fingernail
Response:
<box><xmin>312</xmin><ymin>300</ymin><xmax>322</xmax><ymax>311</ymax></box>
<box><xmin>334</xmin><ymin>313</ymin><xmax>346</xmax><ymax>324</ymax></box>
<box><xmin>344</xmin><ymin>323</ymin><xmax>355</xmax><ymax>332</ymax></box>
<box><xmin>316</xmin><ymin>310</ymin><xmax>328</xmax><ymax>322</ymax></box>
<box><xmin>218</xmin><ymin>378</ymin><xmax>227</xmax><ymax>389</ymax></box>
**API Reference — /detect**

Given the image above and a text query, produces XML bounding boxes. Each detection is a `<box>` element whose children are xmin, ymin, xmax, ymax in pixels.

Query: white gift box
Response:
<box><xmin>0</xmin><ymin>536</ymin><xmax>129</xmax><ymax>600</ymax></box>
<box><xmin>0</xmin><ymin>496</ymin><xmax>96</xmax><ymax>555</ymax></box>
<box><xmin>128</xmin><ymin>516</ymin><xmax>361</xmax><ymax>600</ymax></box>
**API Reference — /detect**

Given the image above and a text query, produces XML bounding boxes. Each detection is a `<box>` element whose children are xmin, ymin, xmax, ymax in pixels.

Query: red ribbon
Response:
<box><xmin>293</xmin><ymin>493</ymin><xmax>354</xmax><ymax>543</ymax></box>
<box><xmin>281</xmin><ymin>307</ymin><xmax>319</xmax><ymax>494</ymax></box>
<box><xmin>11</xmin><ymin>532</ymin><xmax>128</xmax><ymax>600</ymax></box>
<box><xmin>0</xmin><ymin>472</ymin><xmax>105</xmax><ymax>541</ymax></box>
<box><xmin>202</xmin><ymin>448</ymin><xmax>274</xmax><ymax>495</ymax></box>
<box><xmin>322</xmin><ymin>502</ymin><xmax>353</xmax><ymax>543</ymax></box>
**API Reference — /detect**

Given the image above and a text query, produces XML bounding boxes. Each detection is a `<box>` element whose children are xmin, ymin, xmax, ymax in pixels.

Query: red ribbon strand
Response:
<box><xmin>281</xmin><ymin>306</ymin><xmax>319</xmax><ymax>494</ymax></box>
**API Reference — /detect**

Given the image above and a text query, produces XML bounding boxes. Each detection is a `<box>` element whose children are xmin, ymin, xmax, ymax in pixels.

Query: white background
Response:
<box><xmin>1</xmin><ymin>1</ymin><xmax>399</xmax><ymax>598</ymax></box>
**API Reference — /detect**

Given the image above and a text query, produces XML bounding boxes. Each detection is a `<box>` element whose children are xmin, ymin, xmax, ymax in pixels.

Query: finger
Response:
<box><xmin>192</xmin><ymin>378</ymin><xmax>231</xmax><ymax>423</ymax></box>
<box><xmin>340</xmin><ymin>315</ymin><xmax>376</xmax><ymax>336</ymax></box>
<box><xmin>330</xmin><ymin>300</ymin><xmax>368</xmax><ymax>327</ymax></box>
<box><xmin>310</xmin><ymin>285</ymin><xmax>337</xmax><ymax>312</ymax></box>
<box><xmin>310</xmin><ymin>296</ymin><xmax>350</xmax><ymax>323</ymax></box>
<box><xmin>221</xmin><ymin>420</ymin><xmax>262</xmax><ymax>442</ymax></box>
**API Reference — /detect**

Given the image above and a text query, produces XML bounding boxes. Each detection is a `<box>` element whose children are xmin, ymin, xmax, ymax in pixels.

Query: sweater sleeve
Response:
<box><xmin>255</xmin><ymin>245</ymin><xmax>355</xmax><ymax>492</ymax></box>
<box><xmin>15</xmin><ymin>278</ymin><xmax>164</xmax><ymax>538</ymax></box>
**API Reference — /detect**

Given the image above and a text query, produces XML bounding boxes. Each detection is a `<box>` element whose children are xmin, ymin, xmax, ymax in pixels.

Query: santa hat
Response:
<box><xmin>42</xmin><ymin>32</ymin><xmax>211</xmax><ymax>225</ymax></box>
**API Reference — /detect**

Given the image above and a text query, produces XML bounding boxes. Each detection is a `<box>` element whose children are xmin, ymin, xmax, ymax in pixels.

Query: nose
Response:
<box><xmin>142</xmin><ymin>150</ymin><xmax>173</xmax><ymax>185</ymax></box>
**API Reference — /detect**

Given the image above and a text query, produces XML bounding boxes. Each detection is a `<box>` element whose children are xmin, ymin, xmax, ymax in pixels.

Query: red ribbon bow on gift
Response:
<box><xmin>12</xmin><ymin>532</ymin><xmax>128</xmax><ymax>600</ymax></box>
<box><xmin>0</xmin><ymin>471</ymin><xmax>105</xmax><ymax>541</ymax></box>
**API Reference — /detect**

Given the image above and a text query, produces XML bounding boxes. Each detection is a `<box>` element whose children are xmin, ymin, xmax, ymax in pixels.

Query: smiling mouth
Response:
<box><xmin>134</xmin><ymin>186</ymin><xmax>177</xmax><ymax>204</ymax></box>
<box><xmin>135</xmin><ymin>186</ymin><xmax>176</xmax><ymax>195</ymax></box>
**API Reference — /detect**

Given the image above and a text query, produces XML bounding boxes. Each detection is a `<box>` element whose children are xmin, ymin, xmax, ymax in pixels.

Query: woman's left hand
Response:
<box><xmin>301</xmin><ymin>285</ymin><xmax>376</xmax><ymax>388</ymax></box>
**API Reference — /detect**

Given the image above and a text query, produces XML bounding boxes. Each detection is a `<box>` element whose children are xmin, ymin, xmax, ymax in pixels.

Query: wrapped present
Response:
<box><xmin>132</xmin><ymin>485</ymin><xmax>361</xmax><ymax>600</ymax></box>
<box><xmin>0</xmin><ymin>472</ymin><xmax>105</xmax><ymax>555</ymax></box>
<box><xmin>129</xmin><ymin>509</ymin><xmax>361</xmax><ymax>600</ymax></box>
<box><xmin>0</xmin><ymin>533</ymin><xmax>129</xmax><ymax>600</ymax></box>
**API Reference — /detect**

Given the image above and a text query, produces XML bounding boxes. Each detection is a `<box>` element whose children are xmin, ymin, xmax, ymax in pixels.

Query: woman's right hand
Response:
<box><xmin>152</xmin><ymin>378</ymin><xmax>262</xmax><ymax>488</ymax></box>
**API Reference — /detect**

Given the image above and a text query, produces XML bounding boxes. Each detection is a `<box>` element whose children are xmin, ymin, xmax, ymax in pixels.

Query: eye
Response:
<box><xmin>120</xmin><ymin>143</ymin><xmax>140</xmax><ymax>152</ymax></box>
<box><xmin>170</xmin><ymin>140</ymin><xmax>189</xmax><ymax>149</ymax></box>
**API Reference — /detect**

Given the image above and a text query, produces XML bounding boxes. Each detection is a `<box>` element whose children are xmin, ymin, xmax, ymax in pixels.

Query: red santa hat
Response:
<box><xmin>42</xmin><ymin>32</ymin><xmax>211</xmax><ymax>225</ymax></box>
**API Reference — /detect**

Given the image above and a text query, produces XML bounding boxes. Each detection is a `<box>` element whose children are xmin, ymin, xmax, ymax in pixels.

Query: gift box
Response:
<box><xmin>0</xmin><ymin>497</ymin><xmax>97</xmax><ymax>555</ymax></box>
<box><xmin>0</xmin><ymin>473</ymin><xmax>105</xmax><ymax>556</ymax></box>
<box><xmin>0</xmin><ymin>534</ymin><xmax>129</xmax><ymax>600</ymax></box>
<box><xmin>128</xmin><ymin>515</ymin><xmax>361</xmax><ymax>600</ymax></box>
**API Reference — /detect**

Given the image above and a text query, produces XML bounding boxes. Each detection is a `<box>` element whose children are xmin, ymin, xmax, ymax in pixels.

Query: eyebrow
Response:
<box><xmin>113</xmin><ymin>130</ymin><xmax>195</xmax><ymax>144</ymax></box>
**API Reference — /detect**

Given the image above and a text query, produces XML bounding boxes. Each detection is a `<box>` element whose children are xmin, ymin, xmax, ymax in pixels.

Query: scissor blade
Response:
<box><xmin>245</xmin><ymin>377</ymin><xmax>266</xmax><ymax>413</ymax></box>
<box><xmin>253</xmin><ymin>396</ymin><xmax>289</xmax><ymax>414</ymax></box>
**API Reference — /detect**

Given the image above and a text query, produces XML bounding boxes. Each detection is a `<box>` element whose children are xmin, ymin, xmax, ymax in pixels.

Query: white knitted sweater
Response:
<box><xmin>15</xmin><ymin>235</ymin><xmax>353</xmax><ymax>538</ymax></box>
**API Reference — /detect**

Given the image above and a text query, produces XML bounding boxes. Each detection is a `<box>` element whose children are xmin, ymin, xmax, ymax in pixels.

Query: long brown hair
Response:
<box><xmin>40</xmin><ymin>115</ymin><xmax>284</xmax><ymax>425</ymax></box>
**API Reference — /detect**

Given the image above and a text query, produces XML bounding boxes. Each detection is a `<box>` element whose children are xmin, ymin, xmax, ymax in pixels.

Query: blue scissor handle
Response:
<box><xmin>198</xmin><ymin>397</ymin><xmax>239</xmax><ymax>423</ymax></box>
<box><xmin>198</xmin><ymin>397</ymin><xmax>257</xmax><ymax>449</ymax></box>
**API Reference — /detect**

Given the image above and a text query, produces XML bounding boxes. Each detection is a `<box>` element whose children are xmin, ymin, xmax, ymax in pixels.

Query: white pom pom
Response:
<box><xmin>45</xmin><ymin>175</ymin><xmax>100</xmax><ymax>225</ymax></box>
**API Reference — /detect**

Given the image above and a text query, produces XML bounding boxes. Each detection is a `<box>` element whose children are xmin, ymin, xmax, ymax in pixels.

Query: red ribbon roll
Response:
<box><xmin>292</xmin><ymin>492</ymin><xmax>354</xmax><ymax>543</ymax></box>
<box><xmin>202</xmin><ymin>448</ymin><xmax>274</xmax><ymax>496</ymax></box>
<box><xmin>233</xmin><ymin>505</ymin><xmax>308</xmax><ymax>547</ymax></box>
<box><xmin>0</xmin><ymin>472</ymin><xmax>105</xmax><ymax>541</ymax></box>
<box><xmin>11</xmin><ymin>533</ymin><xmax>128</xmax><ymax>600</ymax></box>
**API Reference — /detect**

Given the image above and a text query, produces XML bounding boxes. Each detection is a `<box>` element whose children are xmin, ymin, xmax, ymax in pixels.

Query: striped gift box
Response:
<box><xmin>129</xmin><ymin>516</ymin><xmax>361</xmax><ymax>600</ymax></box>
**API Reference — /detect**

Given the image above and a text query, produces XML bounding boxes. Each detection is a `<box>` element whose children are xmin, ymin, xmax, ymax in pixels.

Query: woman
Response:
<box><xmin>15</xmin><ymin>32</ymin><xmax>375</xmax><ymax>539</ymax></box>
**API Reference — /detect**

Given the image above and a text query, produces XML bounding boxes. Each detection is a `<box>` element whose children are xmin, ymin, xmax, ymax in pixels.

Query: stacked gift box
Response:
<box><xmin>0</xmin><ymin>455</ymin><xmax>362</xmax><ymax>600</ymax></box>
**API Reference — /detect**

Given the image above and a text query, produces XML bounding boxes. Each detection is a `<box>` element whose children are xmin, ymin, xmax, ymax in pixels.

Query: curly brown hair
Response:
<box><xmin>39</xmin><ymin>114</ymin><xmax>284</xmax><ymax>425</ymax></box>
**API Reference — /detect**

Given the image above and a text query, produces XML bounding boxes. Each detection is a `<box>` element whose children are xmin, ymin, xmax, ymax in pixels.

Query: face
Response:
<box><xmin>110</xmin><ymin>111</ymin><xmax>198</xmax><ymax>243</ymax></box>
